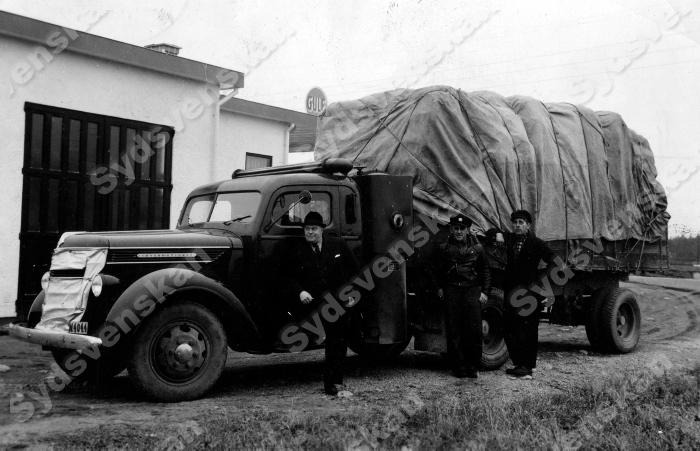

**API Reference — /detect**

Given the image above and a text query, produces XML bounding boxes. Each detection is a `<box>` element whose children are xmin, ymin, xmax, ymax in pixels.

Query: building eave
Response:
<box><xmin>220</xmin><ymin>97</ymin><xmax>316</xmax><ymax>126</ymax></box>
<box><xmin>0</xmin><ymin>10</ymin><xmax>244</xmax><ymax>89</ymax></box>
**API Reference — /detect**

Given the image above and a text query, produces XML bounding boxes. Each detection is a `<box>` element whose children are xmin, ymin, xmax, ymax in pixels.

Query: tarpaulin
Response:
<box><xmin>314</xmin><ymin>86</ymin><xmax>669</xmax><ymax>242</ymax></box>
<box><xmin>36</xmin><ymin>248</ymin><xmax>107</xmax><ymax>332</ymax></box>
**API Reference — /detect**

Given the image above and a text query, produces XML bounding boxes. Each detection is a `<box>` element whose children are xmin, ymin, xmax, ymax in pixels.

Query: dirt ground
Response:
<box><xmin>0</xmin><ymin>276</ymin><xmax>698</xmax><ymax>449</ymax></box>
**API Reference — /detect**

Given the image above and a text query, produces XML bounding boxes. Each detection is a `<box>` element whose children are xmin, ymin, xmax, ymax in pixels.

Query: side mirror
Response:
<box><xmin>298</xmin><ymin>190</ymin><xmax>312</xmax><ymax>204</ymax></box>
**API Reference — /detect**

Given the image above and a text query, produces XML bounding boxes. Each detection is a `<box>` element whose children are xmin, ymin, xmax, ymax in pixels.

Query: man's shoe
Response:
<box><xmin>465</xmin><ymin>369</ymin><xmax>478</xmax><ymax>379</ymax></box>
<box><xmin>505</xmin><ymin>367</ymin><xmax>518</xmax><ymax>375</ymax></box>
<box><xmin>509</xmin><ymin>366</ymin><xmax>533</xmax><ymax>379</ymax></box>
<box><xmin>453</xmin><ymin>368</ymin><xmax>468</xmax><ymax>378</ymax></box>
<box><xmin>324</xmin><ymin>383</ymin><xmax>339</xmax><ymax>395</ymax></box>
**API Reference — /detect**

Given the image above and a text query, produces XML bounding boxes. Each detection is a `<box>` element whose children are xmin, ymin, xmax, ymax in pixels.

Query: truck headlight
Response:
<box><xmin>91</xmin><ymin>275</ymin><xmax>103</xmax><ymax>297</ymax></box>
<box><xmin>41</xmin><ymin>271</ymin><xmax>50</xmax><ymax>291</ymax></box>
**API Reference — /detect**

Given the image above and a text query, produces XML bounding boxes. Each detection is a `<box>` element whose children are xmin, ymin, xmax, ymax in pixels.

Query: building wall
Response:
<box><xmin>0</xmin><ymin>37</ymin><xmax>222</xmax><ymax>316</ymax></box>
<box><xmin>217</xmin><ymin>111</ymin><xmax>289</xmax><ymax>179</ymax></box>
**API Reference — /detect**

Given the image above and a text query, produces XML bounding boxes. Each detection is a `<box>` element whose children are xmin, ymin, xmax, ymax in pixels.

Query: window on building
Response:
<box><xmin>245</xmin><ymin>152</ymin><xmax>272</xmax><ymax>169</ymax></box>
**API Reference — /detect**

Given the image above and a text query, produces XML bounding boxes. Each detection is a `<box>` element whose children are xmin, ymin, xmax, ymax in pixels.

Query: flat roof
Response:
<box><xmin>0</xmin><ymin>10</ymin><xmax>244</xmax><ymax>89</ymax></box>
<box><xmin>220</xmin><ymin>97</ymin><xmax>317</xmax><ymax>127</ymax></box>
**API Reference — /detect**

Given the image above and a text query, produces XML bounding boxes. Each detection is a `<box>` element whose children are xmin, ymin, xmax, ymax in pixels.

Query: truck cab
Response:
<box><xmin>12</xmin><ymin>158</ymin><xmax>480</xmax><ymax>401</ymax></box>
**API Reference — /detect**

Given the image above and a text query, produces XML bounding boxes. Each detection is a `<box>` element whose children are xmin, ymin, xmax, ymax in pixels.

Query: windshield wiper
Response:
<box><xmin>223</xmin><ymin>215</ymin><xmax>251</xmax><ymax>225</ymax></box>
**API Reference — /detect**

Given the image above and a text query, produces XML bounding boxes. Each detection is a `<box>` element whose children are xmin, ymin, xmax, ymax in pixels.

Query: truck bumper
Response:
<box><xmin>9</xmin><ymin>323</ymin><xmax>102</xmax><ymax>350</ymax></box>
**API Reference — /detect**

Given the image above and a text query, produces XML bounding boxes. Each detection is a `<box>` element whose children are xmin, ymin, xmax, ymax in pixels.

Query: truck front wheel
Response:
<box><xmin>597</xmin><ymin>288</ymin><xmax>641</xmax><ymax>353</ymax></box>
<box><xmin>127</xmin><ymin>301</ymin><xmax>227</xmax><ymax>402</ymax></box>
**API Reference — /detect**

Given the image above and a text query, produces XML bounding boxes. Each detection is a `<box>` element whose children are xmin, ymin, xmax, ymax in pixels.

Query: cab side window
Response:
<box><xmin>271</xmin><ymin>191</ymin><xmax>332</xmax><ymax>227</ymax></box>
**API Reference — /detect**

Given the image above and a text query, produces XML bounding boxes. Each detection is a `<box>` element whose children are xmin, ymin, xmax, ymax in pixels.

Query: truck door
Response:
<box><xmin>253</xmin><ymin>186</ymin><xmax>339</xmax><ymax>332</ymax></box>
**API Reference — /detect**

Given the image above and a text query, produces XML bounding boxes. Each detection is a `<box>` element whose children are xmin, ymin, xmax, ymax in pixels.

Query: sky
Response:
<box><xmin>1</xmin><ymin>0</ymin><xmax>699</xmax><ymax>236</ymax></box>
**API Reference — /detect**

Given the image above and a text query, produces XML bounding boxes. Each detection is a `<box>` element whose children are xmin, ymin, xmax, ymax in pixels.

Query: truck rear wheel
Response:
<box><xmin>597</xmin><ymin>288</ymin><xmax>641</xmax><ymax>353</ymax></box>
<box><xmin>127</xmin><ymin>302</ymin><xmax>227</xmax><ymax>402</ymax></box>
<box><xmin>480</xmin><ymin>289</ymin><xmax>508</xmax><ymax>370</ymax></box>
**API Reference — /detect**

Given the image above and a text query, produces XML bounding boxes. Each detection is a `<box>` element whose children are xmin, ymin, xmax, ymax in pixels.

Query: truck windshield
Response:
<box><xmin>180</xmin><ymin>191</ymin><xmax>261</xmax><ymax>227</ymax></box>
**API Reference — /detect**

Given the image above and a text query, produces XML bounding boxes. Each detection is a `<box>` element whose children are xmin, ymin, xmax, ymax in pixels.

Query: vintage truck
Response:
<box><xmin>10</xmin><ymin>87</ymin><xmax>669</xmax><ymax>402</ymax></box>
<box><xmin>9</xmin><ymin>157</ymin><xmax>665</xmax><ymax>402</ymax></box>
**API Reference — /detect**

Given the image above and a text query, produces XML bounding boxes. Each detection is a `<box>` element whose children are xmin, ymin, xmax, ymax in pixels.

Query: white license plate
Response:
<box><xmin>69</xmin><ymin>321</ymin><xmax>88</xmax><ymax>335</ymax></box>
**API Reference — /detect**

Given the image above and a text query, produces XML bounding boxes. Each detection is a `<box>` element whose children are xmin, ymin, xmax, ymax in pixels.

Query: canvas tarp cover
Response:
<box><xmin>314</xmin><ymin>86</ymin><xmax>669</xmax><ymax>242</ymax></box>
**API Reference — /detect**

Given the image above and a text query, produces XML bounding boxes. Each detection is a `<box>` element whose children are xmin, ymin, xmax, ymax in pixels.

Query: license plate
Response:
<box><xmin>69</xmin><ymin>321</ymin><xmax>88</xmax><ymax>335</ymax></box>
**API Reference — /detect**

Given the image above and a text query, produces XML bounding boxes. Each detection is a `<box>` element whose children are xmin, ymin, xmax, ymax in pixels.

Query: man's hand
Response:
<box><xmin>479</xmin><ymin>292</ymin><xmax>488</xmax><ymax>304</ymax></box>
<box><xmin>437</xmin><ymin>288</ymin><xmax>444</xmax><ymax>300</ymax></box>
<box><xmin>299</xmin><ymin>291</ymin><xmax>314</xmax><ymax>304</ymax></box>
<box><xmin>346</xmin><ymin>296</ymin><xmax>359</xmax><ymax>308</ymax></box>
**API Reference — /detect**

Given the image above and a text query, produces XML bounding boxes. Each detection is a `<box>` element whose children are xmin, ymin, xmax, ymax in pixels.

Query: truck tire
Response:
<box><xmin>127</xmin><ymin>302</ymin><xmax>227</xmax><ymax>402</ymax></box>
<box><xmin>349</xmin><ymin>340</ymin><xmax>411</xmax><ymax>361</ymax></box>
<box><xmin>585</xmin><ymin>286</ymin><xmax>612</xmax><ymax>351</ymax></box>
<box><xmin>597</xmin><ymin>288</ymin><xmax>641</xmax><ymax>353</ymax></box>
<box><xmin>480</xmin><ymin>289</ymin><xmax>508</xmax><ymax>370</ymax></box>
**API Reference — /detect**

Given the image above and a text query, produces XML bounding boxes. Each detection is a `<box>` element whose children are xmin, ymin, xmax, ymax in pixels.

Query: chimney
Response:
<box><xmin>145</xmin><ymin>43</ymin><xmax>181</xmax><ymax>56</ymax></box>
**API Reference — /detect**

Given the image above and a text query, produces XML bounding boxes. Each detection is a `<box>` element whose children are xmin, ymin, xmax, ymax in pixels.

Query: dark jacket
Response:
<box><xmin>433</xmin><ymin>235</ymin><xmax>491</xmax><ymax>292</ymax></box>
<box><xmin>504</xmin><ymin>231</ymin><xmax>555</xmax><ymax>292</ymax></box>
<box><xmin>282</xmin><ymin>235</ymin><xmax>359</xmax><ymax>305</ymax></box>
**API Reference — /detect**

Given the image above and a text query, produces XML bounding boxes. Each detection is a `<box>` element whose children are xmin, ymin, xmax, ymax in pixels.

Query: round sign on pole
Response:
<box><xmin>305</xmin><ymin>87</ymin><xmax>327</xmax><ymax>116</ymax></box>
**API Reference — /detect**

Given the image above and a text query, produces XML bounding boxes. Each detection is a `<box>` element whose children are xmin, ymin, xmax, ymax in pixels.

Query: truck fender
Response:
<box><xmin>102</xmin><ymin>268</ymin><xmax>260</xmax><ymax>349</ymax></box>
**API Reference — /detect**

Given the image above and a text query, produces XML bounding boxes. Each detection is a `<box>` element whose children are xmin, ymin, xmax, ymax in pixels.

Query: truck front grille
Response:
<box><xmin>50</xmin><ymin>268</ymin><xmax>86</xmax><ymax>278</ymax></box>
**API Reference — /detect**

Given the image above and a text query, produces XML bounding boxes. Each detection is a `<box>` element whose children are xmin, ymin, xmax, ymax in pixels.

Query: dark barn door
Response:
<box><xmin>17</xmin><ymin>103</ymin><xmax>174</xmax><ymax>320</ymax></box>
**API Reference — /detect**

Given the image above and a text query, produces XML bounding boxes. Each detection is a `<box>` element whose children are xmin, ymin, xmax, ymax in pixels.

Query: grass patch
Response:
<box><xmin>43</xmin><ymin>367</ymin><xmax>700</xmax><ymax>450</ymax></box>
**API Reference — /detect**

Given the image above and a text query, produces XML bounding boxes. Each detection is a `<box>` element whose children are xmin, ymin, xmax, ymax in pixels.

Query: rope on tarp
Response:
<box><xmin>456</xmin><ymin>91</ymin><xmax>505</xmax><ymax>231</ymax></box>
<box><xmin>542</xmin><ymin>102</ymin><xmax>569</xmax><ymax>262</ymax></box>
<box><xmin>572</xmin><ymin>105</ymin><xmax>599</xmax><ymax>241</ymax></box>
<box><xmin>477</xmin><ymin>94</ymin><xmax>523</xmax><ymax>210</ymax></box>
<box><xmin>378</xmin><ymin>113</ymin><xmax>498</xmax><ymax>228</ymax></box>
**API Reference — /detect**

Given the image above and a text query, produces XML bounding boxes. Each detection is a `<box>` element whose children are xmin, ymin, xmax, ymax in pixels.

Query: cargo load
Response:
<box><xmin>314</xmin><ymin>86</ymin><xmax>669</xmax><ymax>242</ymax></box>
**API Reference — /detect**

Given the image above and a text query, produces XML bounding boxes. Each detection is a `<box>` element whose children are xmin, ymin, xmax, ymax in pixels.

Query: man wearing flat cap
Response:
<box><xmin>282</xmin><ymin>211</ymin><xmax>359</xmax><ymax>395</ymax></box>
<box><xmin>432</xmin><ymin>213</ymin><xmax>490</xmax><ymax>378</ymax></box>
<box><xmin>503</xmin><ymin>209</ymin><xmax>554</xmax><ymax>379</ymax></box>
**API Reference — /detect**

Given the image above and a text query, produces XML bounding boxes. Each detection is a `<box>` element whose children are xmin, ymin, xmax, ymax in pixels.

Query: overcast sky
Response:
<box><xmin>2</xmin><ymin>0</ymin><xmax>698</xmax><ymax>236</ymax></box>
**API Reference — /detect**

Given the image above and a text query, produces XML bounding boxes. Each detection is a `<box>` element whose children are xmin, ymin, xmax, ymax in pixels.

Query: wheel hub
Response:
<box><xmin>482</xmin><ymin>319</ymin><xmax>490</xmax><ymax>336</ymax></box>
<box><xmin>154</xmin><ymin>323</ymin><xmax>208</xmax><ymax>382</ymax></box>
<box><xmin>174</xmin><ymin>343</ymin><xmax>194</xmax><ymax>363</ymax></box>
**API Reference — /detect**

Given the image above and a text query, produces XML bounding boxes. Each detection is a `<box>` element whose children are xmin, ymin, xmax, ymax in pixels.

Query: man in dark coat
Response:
<box><xmin>503</xmin><ymin>209</ymin><xmax>555</xmax><ymax>379</ymax></box>
<box><xmin>433</xmin><ymin>214</ymin><xmax>491</xmax><ymax>378</ymax></box>
<box><xmin>283</xmin><ymin>211</ymin><xmax>359</xmax><ymax>395</ymax></box>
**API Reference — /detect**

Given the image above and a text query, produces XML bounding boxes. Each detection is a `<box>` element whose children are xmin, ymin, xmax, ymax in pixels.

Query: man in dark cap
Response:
<box><xmin>433</xmin><ymin>213</ymin><xmax>490</xmax><ymax>378</ymax></box>
<box><xmin>503</xmin><ymin>209</ymin><xmax>554</xmax><ymax>379</ymax></box>
<box><xmin>282</xmin><ymin>211</ymin><xmax>359</xmax><ymax>395</ymax></box>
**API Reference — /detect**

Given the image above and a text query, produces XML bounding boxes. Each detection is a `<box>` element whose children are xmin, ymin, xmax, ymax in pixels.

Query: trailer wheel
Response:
<box><xmin>480</xmin><ymin>289</ymin><xmax>508</xmax><ymax>370</ymax></box>
<box><xmin>597</xmin><ymin>288</ymin><xmax>641</xmax><ymax>353</ymax></box>
<box><xmin>128</xmin><ymin>301</ymin><xmax>227</xmax><ymax>402</ymax></box>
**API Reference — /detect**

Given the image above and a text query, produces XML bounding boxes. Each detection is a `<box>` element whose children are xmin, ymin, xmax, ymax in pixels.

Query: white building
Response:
<box><xmin>0</xmin><ymin>11</ymin><xmax>316</xmax><ymax>319</ymax></box>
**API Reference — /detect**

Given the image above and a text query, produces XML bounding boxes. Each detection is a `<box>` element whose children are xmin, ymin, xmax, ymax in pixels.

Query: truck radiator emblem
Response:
<box><xmin>136</xmin><ymin>252</ymin><xmax>198</xmax><ymax>258</ymax></box>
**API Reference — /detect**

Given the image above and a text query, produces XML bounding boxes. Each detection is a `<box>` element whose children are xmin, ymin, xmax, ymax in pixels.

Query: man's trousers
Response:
<box><xmin>444</xmin><ymin>285</ymin><xmax>482</xmax><ymax>372</ymax></box>
<box><xmin>503</xmin><ymin>291</ymin><xmax>541</xmax><ymax>369</ymax></box>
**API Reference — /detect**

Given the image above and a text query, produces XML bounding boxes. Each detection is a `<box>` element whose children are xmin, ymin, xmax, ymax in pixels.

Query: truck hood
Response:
<box><xmin>59</xmin><ymin>229</ymin><xmax>242</xmax><ymax>249</ymax></box>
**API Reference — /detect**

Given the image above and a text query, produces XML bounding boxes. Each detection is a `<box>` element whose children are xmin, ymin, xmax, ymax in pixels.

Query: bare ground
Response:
<box><xmin>0</xmin><ymin>277</ymin><xmax>698</xmax><ymax>449</ymax></box>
